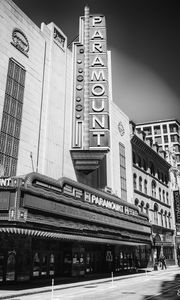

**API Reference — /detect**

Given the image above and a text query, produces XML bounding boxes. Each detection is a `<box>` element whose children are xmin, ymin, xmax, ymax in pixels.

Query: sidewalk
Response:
<box><xmin>0</xmin><ymin>265</ymin><xmax>179</xmax><ymax>300</ymax></box>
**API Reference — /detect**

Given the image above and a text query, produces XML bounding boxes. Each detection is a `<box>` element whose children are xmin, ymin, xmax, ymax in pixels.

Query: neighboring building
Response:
<box><xmin>0</xmin><ymin>1</ymin><xmax>152</xmax><ymax>284</ymax></box>
<box><xmin>136</xmin><ymin>119</ymin><xmax>180</xmax><ymax>170</ymax></box>
<box><xmin>130</xmin><ymin>122</ymin><xmax>176</xmax><ymax>267</ymax></box>
<box><xmin>166</xmin><ymin>146</ymin><xmax>180</xmax><ymax>261</ymax></box>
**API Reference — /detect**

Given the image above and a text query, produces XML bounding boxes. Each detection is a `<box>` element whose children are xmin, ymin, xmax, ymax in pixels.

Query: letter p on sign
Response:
<box><xmin>93</xmin><ymin>17</ymin><xmax>102</xmax><ymax>26</ymax></box>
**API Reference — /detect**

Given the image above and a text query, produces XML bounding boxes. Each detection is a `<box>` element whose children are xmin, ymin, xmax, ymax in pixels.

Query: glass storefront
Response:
<box><xmin>114</xmin><ymin>245</ymin><xmax>151</xmax><ymax>273</ymax></box>
<box><xmin>0</xmin><ymin>233</ymin><xmax>153</xmax><ymax>284</ymax></box>
<box><xmin>0</xmin><ymin>253</ymin><xmax>5</xmax><ymax>282</ymax></box>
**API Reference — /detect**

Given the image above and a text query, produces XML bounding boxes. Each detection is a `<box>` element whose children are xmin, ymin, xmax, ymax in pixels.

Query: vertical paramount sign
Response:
<box><xmin>72</xmin><ymin>7</ymin><xmax>110</xmax><ymax>150</ymax></box>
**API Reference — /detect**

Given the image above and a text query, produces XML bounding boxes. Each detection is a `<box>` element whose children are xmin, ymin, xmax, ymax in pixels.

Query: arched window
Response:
<box><xmin>150</xmin><ymin>162</ymin><xmax>155</xmax><ymax>176</ymax></box>
<box><xmin>132</xmin><ymin>151</ymin><xmax>136</xmax><ymax>164</ymax></box>
<box><xmin>161</xmin><ymin>173</ymin><xmax>164</xmax><ymax>183</ymax></box>
<box><xmin>164</xmin><ymin>211</ymin><xmax>167</xmax><ymax>227</ymax></box>
<box><xmin>143</xmin><ymin>159</ymin><xmax>147</xmax><ymax>171</ymax></box>
<box><xmin>133</xmin><ymin>174</ymin><xmax>137</xmax><ymax>190</ymax></box>
<box><xmin>159</xmin><ymin>188</ymin><xmax>161</xmax><ymax>201</ymax></box>
<box><xmin>138</xmin><ymin>155</ymin><xmax>142</xmax><ymax>168</ymax></box>
<box><xmin>139</xmin><ymin>176</ymin><xmax>142</xmax><ymax>192</ymax></box>
<box><xmin>157</xmin><ymin>170</ymin><xmax>161</xmax><ymax>180</ymax></box>
<box><xmin>160</xmin><ymin>209</ymin><xmax>163</xmax><ymax>226</ymax></box>
<box><xmin>165</xmin><ymin>175</ymin><xmax>168</xmax><ymax>185</ymax></box>
<box><xmin>140</xmin><ymin>200</ymin><xmax>144</xmax><ymax>213</ymax></box>
<box><xmin>168</xmin><ymin>212</ymin><xmax>171</xmax><ymax>228</ymax></box>
<box><xmin>144</xmin><ymin>179</ymin><xmax>147</xmax><ymax>194</ymax></box>
<box><xmin>151</xmin><ymin>180</ymin><xmax>156</xmax><ymax>198</ymax></box>
<box><xmin>145</xmin><ymin>203</ymin><xmax>149</xmax><ymax>216</ymax></box>
<box><xmin>154</xmin><ymin>203</ymin><xmax>159</xmax><ymax>224</ymax></box>
<box><xmin>162</xmin><ymin>190</ymin><xmax>165</xmax><ymax>202</ymax></box>
<box><xmin>166</xmin><ymin>192</ymin><xmax>169</xmax><ymax>205</ymax></box>
<box><xmin>135</xmin><ymin>198</ymin><xmax>139</xmax><ymax>206</ymax></box>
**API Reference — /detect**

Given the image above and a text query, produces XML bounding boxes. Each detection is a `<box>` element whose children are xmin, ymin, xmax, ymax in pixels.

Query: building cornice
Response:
<box><xmin>131</xmin><ymin>134</ymin><xmax>171</xmax><ymax>170</ymax></box>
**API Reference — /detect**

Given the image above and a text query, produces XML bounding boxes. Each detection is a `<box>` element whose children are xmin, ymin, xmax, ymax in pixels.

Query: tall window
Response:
<box><xmin>164</xmin><ymin>175</ymin><xmax>168</xmax><ymax>185</ymax></box>
<box><xmin>145</xmin><ymin>203</ymin><xmax>149</xmax><ymax>216</ymax></box>
<box><xmin>133</xmin><ymin>173</ymin><xmax>137</xmax><ymax>190</ymax></box>
<box><xmin>168</xmin><ymin>213</ymin><xmax>171</xmax><ymax>228</ymax></box>
<box><xmin>150</xmin><ymin>162</ymin><xmax>155</xmax><ymax>176</ymax></box>
<box><xmin>164</xmin><ymin>211</ymin><xmax>167</xmax><ymax>228</ymax></box>
<box><xmin>151</xmin><ymin>180</ymin><xmax>156</xmax><ymax>198</ymax></box>
<box><xmin>119</xmin><ymin>143</ymin><xmax>127</xmax><ymax>201</ymax></box>
<box><xmin>143</xmin><ymin>159</ymin><xmax>147</xmax><ymax>171</ymax></box>
<box><xmin>159</xmin><ymin>188</ymin><xmax>161</xmax><ymax>201</ymax></box>
<box><xmin>154</xmin><ymin>203</ymin><xmax>158</xmax><ymax>225</ymax></box>
<box><xmin>135</xmin><ymin>198</ymin><xmax>139</xmax><ymax>206</ymax></box>
<box><xmin>169</xmin><ymin>124</ymin><xmax>178</xmax><ymax>133</ymax></box>
<box><xmin>161</xmin><ymin>173</ymin><xmax>164</xmax><ymax>183</ymax></box>
<box><xmin>163</xmin><ymin>125</ymin><xmax>167</xmax><ymax>133</ymax></box>
<box><xmin>160</xmin><ymin>210</ymin><xmax>163</xmax><ymax>227</ymax></box>
<box><xmin>140</xmin><ymin>201</ymin><xmax>144</xmax><ymax>213</ymax></box>
<box><xmin>144</xmin><ymin>179</ymin><xmax>147</xmax><ymax>194</ymax></box>
<box><xmin>139</xmin><ymin>176</ymin><xmax>142</xmax><ymax>192</ymax></box>
<box><xmin>166</xmin><ymin>192</ymin><xmax>169</xmax><ymax>205</ymax></box>
<box><xmin>0</xmin><ymin>58</ymin><xmax>25</xmax><ymax>176</ymax></box>
<box><xmin>132</xmin><ymin>151</ymin><xmax>136</xmax><ymax>164</ymax></box>
<box><xmin>154</xmin><ymin>125</ymin><xmax>161</xmax><ymax>135</ymax></box>
<box><xmin>162</xmin><ymin>190</ymin><xmax>165</xmax><ymax>202</ymax></box>
<box><xmin>164</xmin><ymin>135</ymin><xmax>168</xmax><ymax>143</ymax></box>
<box><xmin>137</xmin><ymin>155</ymin><xmax>141</xmax><ymax>168</ymax></box>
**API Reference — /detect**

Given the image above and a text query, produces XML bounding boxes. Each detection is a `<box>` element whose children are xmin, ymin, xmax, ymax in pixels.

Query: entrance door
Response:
<box><xmin>32</xmin><ymin>251</ymin><xmax>55</xmax><ymax>278</ymax></box>
<box><xmin>6</xmin><ymin>251</ymin><xmax>16</xmax><ymax>282</ymax></box>
<box><xmin>0</xmin><ymin>253</ymin><xmax>5</xmax><ymax>283</ymax></box>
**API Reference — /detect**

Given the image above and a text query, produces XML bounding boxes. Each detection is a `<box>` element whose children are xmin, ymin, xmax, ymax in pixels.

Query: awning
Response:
<box><xmin>0</xmin><ymin>227</ymin><xmax>150</xmax><ymax>246</ymax></box>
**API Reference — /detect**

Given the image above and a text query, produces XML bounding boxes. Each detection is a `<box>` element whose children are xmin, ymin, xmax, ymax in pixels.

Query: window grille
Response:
<box><xmin>0</xmin><ymin>58</ymin><xmax>25</xmax><ymax>176</ymax></box>
<box><xmin>119</xmin><ymin>143</ymin><xmax>127</xmax><ymax>201</ymax></box>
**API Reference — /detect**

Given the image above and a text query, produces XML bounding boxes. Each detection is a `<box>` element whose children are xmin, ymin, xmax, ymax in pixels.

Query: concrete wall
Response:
<box><xmin>0</xmin><ymin>0</ymin><xmax>76</xmax><ymax>180</ymax></box>
<box><xmin>107</xmin><ymin>102</ymin><xmax>134</xmax><ymax>203</ymax></box>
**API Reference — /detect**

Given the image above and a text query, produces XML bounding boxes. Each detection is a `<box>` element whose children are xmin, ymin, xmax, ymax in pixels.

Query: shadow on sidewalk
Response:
<box><xmin>143</xmin><ymin>272</ymin><xmax>180</xmax><ymax>299</ymax></box>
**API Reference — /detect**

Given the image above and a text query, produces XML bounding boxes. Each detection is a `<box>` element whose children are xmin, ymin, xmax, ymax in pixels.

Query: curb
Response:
<box><xmin>0</xmin><ymin>266</ymin><xmax>179</xmax><ymax>300</ymax></box>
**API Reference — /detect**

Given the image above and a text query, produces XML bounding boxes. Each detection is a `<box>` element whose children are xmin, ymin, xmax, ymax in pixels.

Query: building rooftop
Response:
<box><xmin>136</xmin><ymin>118</ymin><xmax>180</xmax><ymax>126</ymax></box>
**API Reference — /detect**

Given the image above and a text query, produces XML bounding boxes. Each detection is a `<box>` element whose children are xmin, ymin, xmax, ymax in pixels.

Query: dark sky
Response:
<box><xmin>13</xmin><ymin>0</ymin><xmax>180</xmax><ymax>123</ymax></box>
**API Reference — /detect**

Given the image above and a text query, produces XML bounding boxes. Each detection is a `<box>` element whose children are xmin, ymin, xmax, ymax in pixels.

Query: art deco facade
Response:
<box><xmin>0</xmin><ymin>0</ymin><xmax>152</xmax><ymax>284</ymax></box>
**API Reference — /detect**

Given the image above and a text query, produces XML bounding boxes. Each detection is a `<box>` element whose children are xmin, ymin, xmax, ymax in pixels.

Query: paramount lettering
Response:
<box><xmin>92</xmin><ymin>115</ymin><xmax>105</xmax><ymax>129</ymax></box>
<box><xmin>93</xmin><ymin>132</ymin><xmax>105</xmax><ymax>145</ymax></box>
<box><xmin>89</xmin><ymin>14</ymin><xmax>110</xmax><ymax>148</ymax></box>
<box><xmin>91</xmin><ymin>30</ymin><xmax>104</xmax><ymax>39</ymax></box>
<box><xmin>92</xmin><ymin>42</ymin><xmax>103</xmax><ymax>53</ymax></box>
<box><xmin>92</xmin><ymin>16</ymin><xmax>102</xmax><ymax>26</ymax></box>
<box><xmin>84</xmin><ymin>191</ymin><xmax>137</xmax><ymax>216</ymax></box>
<box><xmin>92</xmin><ymin>100</ymin><xmax>104</xmax><ymax>112</ymax></box>
<box><xmin>91</xmin><ymin>70</ymin><xmax>105</xmax><ymax>81</ymax></box>
<box><xmin>91</xmin><ymin>56</ymin><xmax>104</xmax><ymax>67</ymax></box>
<box><xmin>0</xmin><ymin>178</ymin><xmax>12</xmax><ymax>186</ymax></box>
<box><xmin>91</xmin><ymin>84</ymin><xmax>105</xmax><ymax>96</ymax></box>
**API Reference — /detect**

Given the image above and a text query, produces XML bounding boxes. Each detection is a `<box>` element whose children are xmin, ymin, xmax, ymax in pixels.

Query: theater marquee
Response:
<box><xmin>72</xmin><ymin>7</ymin><xmax>110</xmax><ymax>150</ymax></box>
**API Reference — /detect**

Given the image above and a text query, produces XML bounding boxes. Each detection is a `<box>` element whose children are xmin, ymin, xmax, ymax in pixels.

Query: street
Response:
<box><xmin>7</xmin><ymin>268</ymin><xmax>180</xmax><ymax>300</ymax></box>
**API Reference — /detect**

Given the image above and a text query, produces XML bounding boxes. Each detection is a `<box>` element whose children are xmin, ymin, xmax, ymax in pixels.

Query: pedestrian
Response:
<box><xmin>160</xmin><ymin>255</ymin><xmax>167</xmax><ymax>270</ymax></box>
<box><xmin>177</xmin><ymin>254</ymin><xmax>180</xmax><ymax>267</ymax></box>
